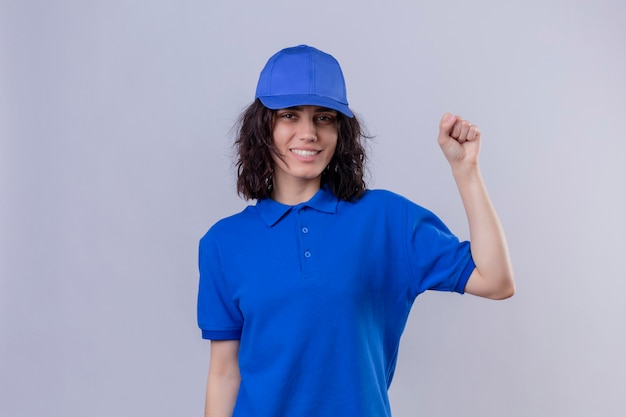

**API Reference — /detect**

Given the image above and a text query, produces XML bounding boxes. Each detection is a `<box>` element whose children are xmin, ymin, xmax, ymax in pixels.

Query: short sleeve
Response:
<box><xmin>197</xmin><ymin>232</ymin><xmax>243</xmax><ymax>340</ymax></box>
<box><xmin>404</xmin><ymin>202</ymin><xmax>475</xmax><ymax>297</ymax></box>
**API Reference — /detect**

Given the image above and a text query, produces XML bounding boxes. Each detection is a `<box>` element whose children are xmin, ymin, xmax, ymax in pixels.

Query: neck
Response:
<box><xmin>271</xmin><ymin>179</ymin><xmax>321</xmax><ymax>206</ymax></box>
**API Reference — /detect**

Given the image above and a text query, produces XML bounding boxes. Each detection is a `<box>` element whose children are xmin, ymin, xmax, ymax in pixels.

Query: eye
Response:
<box><xmin>315</xmin><ymin>113</ymin><xmax>336</xmax><ymax>124</ymax></box>
<box><xmin>277</xmin><ymin>111</ymin><xmax>297</xmax><ymax>120</ymax></box>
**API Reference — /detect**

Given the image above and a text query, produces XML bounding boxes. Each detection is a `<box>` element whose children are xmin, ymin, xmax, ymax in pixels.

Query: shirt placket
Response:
<box><xmin>296</xmin><ymin>207</ymin><xmax>316</xmax><ymax>279</ymax></box>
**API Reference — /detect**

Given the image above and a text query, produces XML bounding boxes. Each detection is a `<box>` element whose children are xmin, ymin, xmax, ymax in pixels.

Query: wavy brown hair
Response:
<box><xmin>235</xmin><ymin>99</ymin><xmax>367</xmax><ymax>201</ymax></box>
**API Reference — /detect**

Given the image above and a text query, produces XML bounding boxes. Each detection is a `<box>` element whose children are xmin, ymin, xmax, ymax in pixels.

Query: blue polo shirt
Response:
<box><xmin>198</xmin><ymin>186</ymin><xmax>475</xmax><ymax>417</ymax></box>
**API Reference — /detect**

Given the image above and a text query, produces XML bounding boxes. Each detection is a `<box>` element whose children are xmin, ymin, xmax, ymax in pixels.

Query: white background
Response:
<box><xmin>1</xmin><ymin>1</ymin><xmax>625</xmax><ymax>416</ymax></box>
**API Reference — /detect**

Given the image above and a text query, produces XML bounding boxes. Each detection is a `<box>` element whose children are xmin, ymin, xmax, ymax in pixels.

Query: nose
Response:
<box><xmin>297</xmin><ymin>118</ymin><xmax>317</xmax><ymax>142</ymax></box>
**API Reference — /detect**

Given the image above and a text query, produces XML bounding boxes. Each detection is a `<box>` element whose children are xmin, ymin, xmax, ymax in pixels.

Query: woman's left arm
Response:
<box><xmin>437</xmin><ymin>113</ymin><xmax>515</xmax><ymax>299</ymax></box>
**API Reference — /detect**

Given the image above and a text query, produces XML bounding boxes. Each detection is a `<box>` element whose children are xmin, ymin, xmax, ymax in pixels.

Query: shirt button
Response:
<box><xmin>301</xmin><ymin>227</ymin><xmax>309</xmax><ymax>234</ymax></box>
<box><xmin>304</xmin><ymin>251</ymin><xmax>311</xmax><ymax>258</ymax></box>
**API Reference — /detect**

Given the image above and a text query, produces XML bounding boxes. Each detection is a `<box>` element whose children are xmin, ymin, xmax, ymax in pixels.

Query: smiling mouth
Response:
<box><xmin>291</xmin><ymin>149</ymin><xmax>320</xmax><ymax>157</ymax></box>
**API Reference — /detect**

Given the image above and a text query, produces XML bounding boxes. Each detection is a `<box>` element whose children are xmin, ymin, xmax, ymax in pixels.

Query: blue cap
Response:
<box><xmin>255</xmin><ymin>45</ymin><xmax>353</xmax><ymax>118</ymax></box>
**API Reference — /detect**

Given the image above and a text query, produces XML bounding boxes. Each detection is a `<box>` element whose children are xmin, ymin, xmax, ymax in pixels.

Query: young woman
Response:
<box><xmin>197</xmin><ymin>44</ymin><xmax>514</xmax><ymax>417</ymax></box>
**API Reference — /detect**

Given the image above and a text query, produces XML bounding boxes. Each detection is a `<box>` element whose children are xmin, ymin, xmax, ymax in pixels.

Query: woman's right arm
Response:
<box><xmin>205</xmin><ymin>340</ymin><xmax>241</xmax><ymax>417</ymax></box>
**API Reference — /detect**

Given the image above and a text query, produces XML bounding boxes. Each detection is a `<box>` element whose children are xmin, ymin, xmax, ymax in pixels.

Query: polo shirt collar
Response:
<box><xmin>256</xmin><ymin>185</ymin><xmax>339</xmax><ymax>227</ymax></box>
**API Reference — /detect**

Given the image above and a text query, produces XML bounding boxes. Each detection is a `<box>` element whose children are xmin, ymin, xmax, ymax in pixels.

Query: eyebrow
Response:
<box><xmin>285</xmin><ymin>106</ymin><xmax>337</xmax><ymax>113</ymax></box>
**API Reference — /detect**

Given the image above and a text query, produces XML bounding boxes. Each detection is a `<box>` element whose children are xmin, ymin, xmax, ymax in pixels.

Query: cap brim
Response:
<box><xmin>258</xmin><ymin>94</ymin><xmax>353</xmax><ymax>118</ymax></box>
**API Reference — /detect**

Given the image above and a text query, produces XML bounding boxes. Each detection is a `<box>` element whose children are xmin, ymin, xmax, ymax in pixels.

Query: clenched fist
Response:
<box><xmin>437</xmin><ymin>113</ymin><xmax>482</xmax><ymax>167</ymax></box>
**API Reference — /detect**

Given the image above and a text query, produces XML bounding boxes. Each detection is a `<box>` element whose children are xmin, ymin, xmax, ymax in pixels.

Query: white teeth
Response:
<box><xmin>292</xmin><ymin>149</ymin><xmax>318</xmax><ymax>157</ymax></box>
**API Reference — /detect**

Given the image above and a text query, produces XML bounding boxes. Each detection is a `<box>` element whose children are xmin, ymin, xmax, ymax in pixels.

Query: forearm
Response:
<box><xmin>205</xmin><ymin>370</ymin><xmax>240</xmax><ymax>417</ymax></box>
<box><xmin>452</xmin><ymin>163</ymin><xmax>515</xmax><ymax>299</ymax></box>
<box><xmin>205</xmin><ymin>340</ymin><xmax>241</xmax><ymax>417</ymax></box>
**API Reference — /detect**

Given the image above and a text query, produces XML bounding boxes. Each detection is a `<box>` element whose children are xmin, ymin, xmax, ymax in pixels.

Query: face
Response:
<box><xmin>271</xmin><ymin>105</ymin><xmax>338</xmax><ymax>197</ymax></box>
